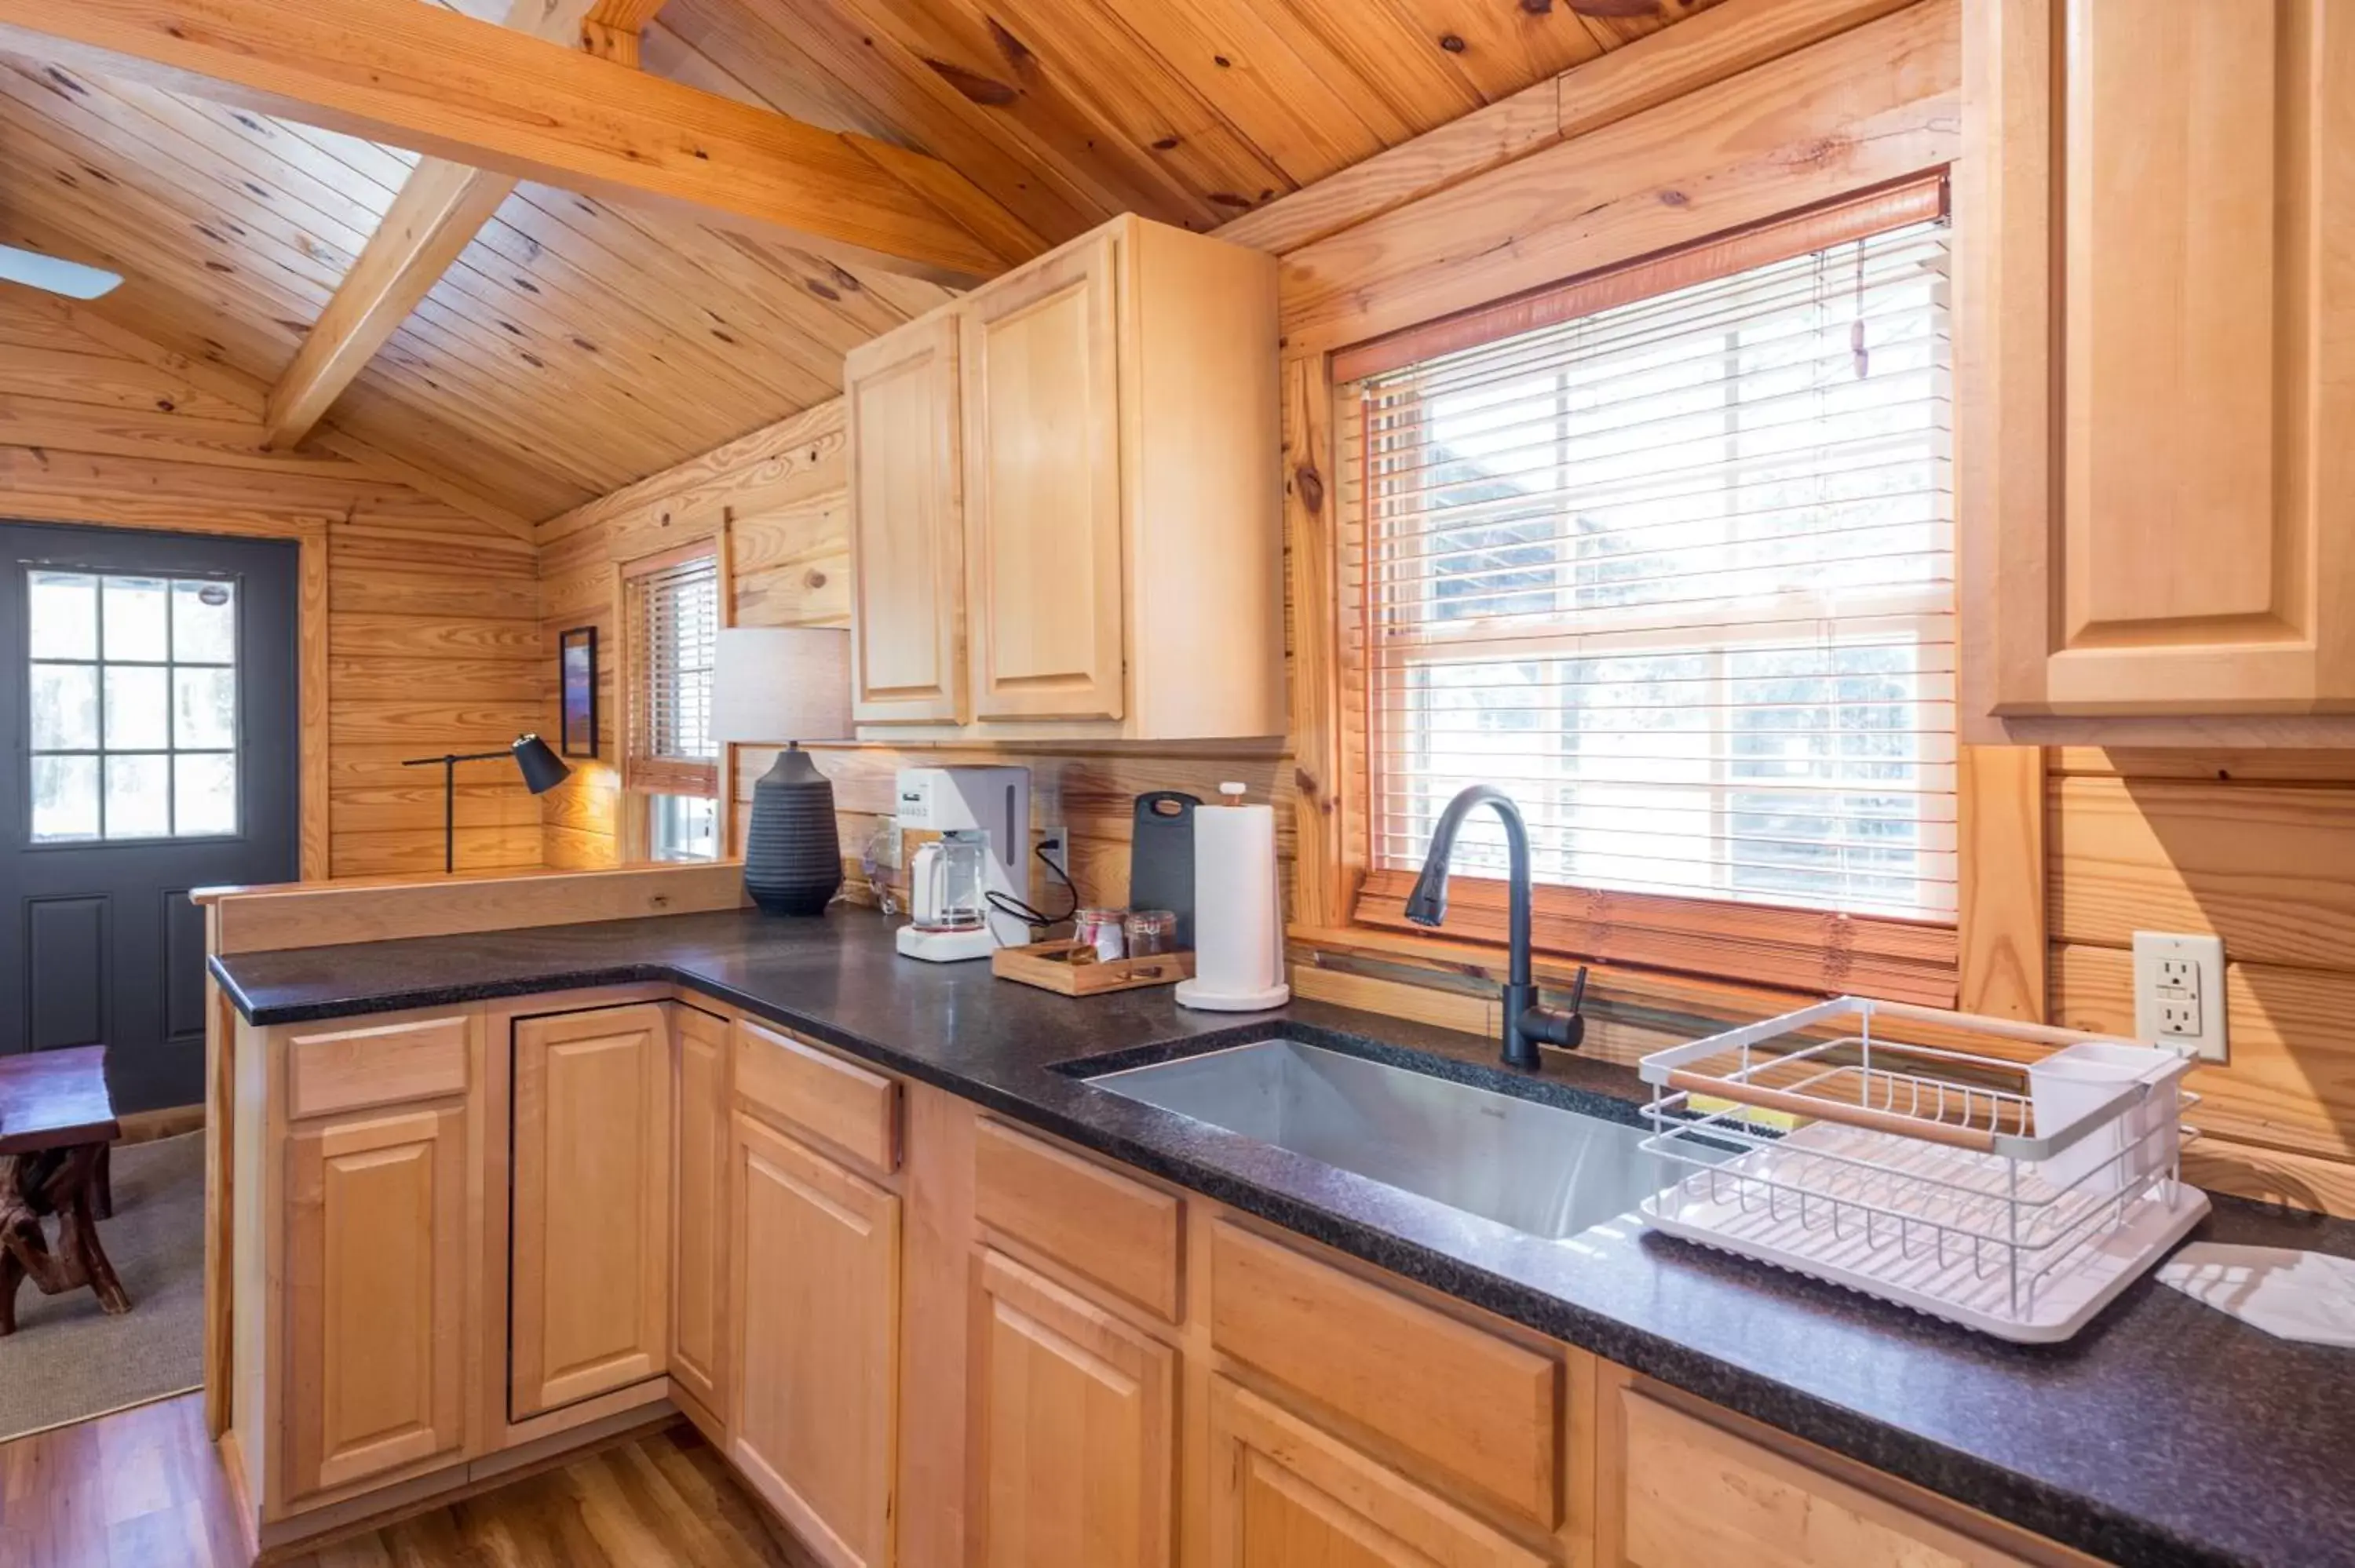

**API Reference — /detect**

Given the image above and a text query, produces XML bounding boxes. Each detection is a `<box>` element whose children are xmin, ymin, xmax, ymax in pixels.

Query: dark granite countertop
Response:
<box><xmin>214</xmin><ymin>907</ymin><xmax>2355</xmax><ymax>1568</ymax></box>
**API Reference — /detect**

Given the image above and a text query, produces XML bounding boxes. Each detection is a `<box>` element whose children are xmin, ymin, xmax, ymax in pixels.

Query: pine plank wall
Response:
<box><xmin>0</xmin><ymin>293</ymin><xmax>544</xmax><ymax>879</ymax></box>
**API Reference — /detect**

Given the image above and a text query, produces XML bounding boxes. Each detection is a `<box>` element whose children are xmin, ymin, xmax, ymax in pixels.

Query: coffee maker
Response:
<box><xmin>893</xmin><ymin>765</ymin><xmax>1031</xmax><ymax>961</ymax></box>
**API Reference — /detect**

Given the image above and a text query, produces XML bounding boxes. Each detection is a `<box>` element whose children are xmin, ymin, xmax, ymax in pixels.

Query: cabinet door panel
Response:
<box><xmin>1970</xmin><ymin>0</ymin><xmax>2355</xmax><ymax>717</ymax></box>
<box><xmin>1206</xmin><ymin>1377</ymin><xmax>1546</xmax><ymax>1568</ymax></box>
<box><xmin>972</xmin><ymin>1250</ymin><xmax>1174</xmax><ymax>1568</ymax></box>
<box><xmin>671</xmin><ymin>1005</ymin><xmax>730</xmax><ymax>1420</ymax></box>
<box><xmin>284</xmin><ymin>1104</ymin><xmax>468</xmax><ymax>1500</ymax></box>
<box><xmin>1615</xmin><ymin>1389</ymin><xmax>2021</xmax><ymax>1567</ymax></box>
<box><xmin>962</xmin><ymin>233</ymin><xmax>1126</xmax><ymax>723</ymax></box>
<box><xmin>729</xmin><ymin>1112</ymin><xmax>900</xmax><ymax>1568</ymax></box>
<box><xmin>509</xmin><ymin>1004</ymin><xmax>671</xmax><ymax>1420</ymax></box>
<box><xmin>849</xmin><ymin>313</ymin><xmax>966</xmax><ymax>724</ymax></box>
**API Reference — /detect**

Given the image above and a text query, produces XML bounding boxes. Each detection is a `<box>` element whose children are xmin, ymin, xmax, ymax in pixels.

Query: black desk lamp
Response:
<box><xmin>402</xmin><ymin>732</ymin><xmax>571</xmax><ymax>873</ymax></box>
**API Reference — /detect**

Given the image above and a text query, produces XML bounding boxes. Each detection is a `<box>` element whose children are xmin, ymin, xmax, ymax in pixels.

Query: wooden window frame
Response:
<box><xmin>1288</xmin><ymin>173</ymin><xmax>2047</xmax><ymax>1021</ymax></box>
<box><xmin>619</xmin><ymin>540</ymin><xmax>726</xmax><ymax>861</ymax></box>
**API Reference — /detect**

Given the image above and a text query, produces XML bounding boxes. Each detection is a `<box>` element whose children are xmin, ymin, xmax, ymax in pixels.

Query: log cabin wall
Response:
<box><xmin>0</xmin><ymin>293</ymin><xmax>546</xmax><ymax>879</ymax></box>
<box><xmin>532</xmin><ymin>399</ymin><xmax>1290</xmax><ymax>905</ymax></box>
<box><xmin>2045</xmin><ymin>749</ymin><xmax>2355</xmax><ymax>1217</ymax></box>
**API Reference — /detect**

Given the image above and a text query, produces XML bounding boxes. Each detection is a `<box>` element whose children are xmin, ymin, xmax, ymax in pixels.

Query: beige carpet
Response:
<box><xmin>0</xmin><ymin>1131</ymin><xmax>204</xmax><ymax>1442</ymax></box>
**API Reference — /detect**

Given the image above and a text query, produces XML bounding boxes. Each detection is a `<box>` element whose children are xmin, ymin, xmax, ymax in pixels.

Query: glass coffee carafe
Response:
<box><xmin>911</xmin><ymin>830</ymin><xmax>990</xmax><ymax>932</ymax></box>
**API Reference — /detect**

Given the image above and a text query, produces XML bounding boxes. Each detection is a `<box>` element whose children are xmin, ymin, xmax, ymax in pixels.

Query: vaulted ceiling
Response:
<box><xmin>0</xmin><ymin>0</ymin><xmax>1722</xmax><ymax>527</ymax></box>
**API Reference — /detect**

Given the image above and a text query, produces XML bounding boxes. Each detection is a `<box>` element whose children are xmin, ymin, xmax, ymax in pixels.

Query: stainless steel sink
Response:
<box><xmin>1086</xmin><ymin>1037</ymin><xmax>1686</xmax><ymax>1241</ymax></box>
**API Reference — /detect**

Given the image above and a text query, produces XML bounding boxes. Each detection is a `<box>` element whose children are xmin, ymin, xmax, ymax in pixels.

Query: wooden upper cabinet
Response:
<box><xmin>1962</xmin><ymin>0</ymin><xmax>2355</xmax><ymax>735</ymax></box>
<box><xmin>846</xmin><ymin>313</ymin><xmax>966</xmax><ymax>726</ymax></box>
<box><xmin>283</xmin><ymin>1103</ymin><xmax>469</xmax><ymax>1503</ymax></box>
<box><xmin>845</xmin><ymin>213</ymin><xmax>1282</xmax><ymax>742</ymax></box>
<box><xmin>961</xmin><ymin>231</ymin><xmax>1128</xmax><ymax>724</ymax></box>
<box><xmin>509</xmin><ymin>1004</ymin><xmax>672</xmax><ymax>1421</ymax></box>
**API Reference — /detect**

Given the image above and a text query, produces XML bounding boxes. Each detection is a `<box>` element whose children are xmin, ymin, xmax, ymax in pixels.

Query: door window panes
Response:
<box><xmin>104</xmin><ymin>665</ymin><xmax>169</xmax><ymax>749</ymax></box>
<box><xmin>24</xmin><ymin>567</ymin><xmax>239</xmax><ymax>842</ymax></box>
<box><xmin>31</xmin><ymin>756</ymin><xmax>98</xmax><ymax>841</ymax></box>
<box><xmin>102</xmin><ymin>576</ymin><xmax>170</xmax><ymax>662</ymax></box>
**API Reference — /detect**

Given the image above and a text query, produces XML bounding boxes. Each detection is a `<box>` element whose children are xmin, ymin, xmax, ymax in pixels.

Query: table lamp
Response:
<box><xmin>710</xmin><ymin>626</ymin><xmax>853</xmax><ymax>915</ymax></box>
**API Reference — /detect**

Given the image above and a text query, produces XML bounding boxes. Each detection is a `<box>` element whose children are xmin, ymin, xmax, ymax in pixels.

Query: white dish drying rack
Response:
<box><xmin>1637</xmin><ymin>997</ymin><xmax>2210</xmax><ymax>1344</ymax></box>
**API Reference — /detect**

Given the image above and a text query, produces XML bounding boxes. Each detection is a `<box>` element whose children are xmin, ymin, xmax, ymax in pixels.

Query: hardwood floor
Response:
<box><xmin>0</xmin><ymin>1395</ymin><xmax>818</xmax><ymax>1568</ymax></box>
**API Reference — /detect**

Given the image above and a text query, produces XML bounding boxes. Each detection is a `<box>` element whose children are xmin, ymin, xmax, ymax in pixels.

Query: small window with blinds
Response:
<box><xmin>1343</xmin><ymin>190</ymin><xmax>1957</xmax><ymax>999</ymax></box>
<box><xmin>623</xmin><ymin>546</ymin><xmax>720</xmax><ymax>800</ymax></box>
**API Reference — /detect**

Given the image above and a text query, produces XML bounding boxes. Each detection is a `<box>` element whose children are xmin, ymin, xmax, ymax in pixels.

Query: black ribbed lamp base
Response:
<box><xmin>743</xmin><ymin>743</ymin><xmax>842</xmax><ymax>917</ymax></box>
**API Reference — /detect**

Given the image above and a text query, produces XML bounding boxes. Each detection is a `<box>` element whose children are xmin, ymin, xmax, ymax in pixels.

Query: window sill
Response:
<box><xmin>1288</xmin><ymin>921</ymin><xmax>1823</xmax><ymax>1037</ymax></box>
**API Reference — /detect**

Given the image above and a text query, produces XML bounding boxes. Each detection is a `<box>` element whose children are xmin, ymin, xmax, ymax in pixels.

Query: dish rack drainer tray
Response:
<box><xmin>1638</xmin><ymin>997</ymin><xmax>2209</xmax><ymax>1344</ymax></box>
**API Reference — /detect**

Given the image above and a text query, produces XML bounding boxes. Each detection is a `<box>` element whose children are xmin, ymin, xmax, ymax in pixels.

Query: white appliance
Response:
<box><xmin>893</xmin><ymin>766</ymin><xmax>1031</xmax><ymax>961</ymax></box>
<box><xmin>1175</xmin><ymin>783</ymin><xmax>1291</xmax><ymax>1012</ymax></box>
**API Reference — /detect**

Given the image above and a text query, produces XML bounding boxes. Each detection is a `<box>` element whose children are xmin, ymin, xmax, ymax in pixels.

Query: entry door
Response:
<box><xmin>0</xmin><ymin>521</ymin><xmax>299</xmax><ymax>1112</ymax></box>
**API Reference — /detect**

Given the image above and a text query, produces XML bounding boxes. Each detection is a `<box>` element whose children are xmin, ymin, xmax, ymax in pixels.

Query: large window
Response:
<box><xmin>623</xmin><ymin>547</ymin><xmax>719</xmax><ymax>860</ymax></box>
<box><xmin>25</xmin><ymin>568</ymin><xmax>239</xmax><ymax>843</ymax></box>
<box><xmin>1345</xmin><ymin>193</ymin><xmax>1955</xmax><ymax>992</ymax></box>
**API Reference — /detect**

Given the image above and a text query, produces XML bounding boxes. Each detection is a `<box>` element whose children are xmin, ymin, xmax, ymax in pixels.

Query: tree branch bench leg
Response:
<box><xmin>0</xmin><ymin>1145</ymin><xmax>133</xmax><ymax>1333</ymax></box>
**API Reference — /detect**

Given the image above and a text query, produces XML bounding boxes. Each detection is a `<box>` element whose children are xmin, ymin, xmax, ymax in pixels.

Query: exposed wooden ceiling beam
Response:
<box><xmin>579</xmin><ymin>0</ymin><xmax>670</xmax><ymax>66</ymax></box>
<box><xmin>0</xmin><ymin>0</ymin><xmax>1041</xmax><ymax>285</ymax></box>
<box><xmin>261</xmin><ymin>0</ymin><xmax>601</xmax><ymax>453</ymax></box>
<box><xmin>264</xmin><ymin>157</ymin><xmax>517</xmax><ymax>450</ymax></box>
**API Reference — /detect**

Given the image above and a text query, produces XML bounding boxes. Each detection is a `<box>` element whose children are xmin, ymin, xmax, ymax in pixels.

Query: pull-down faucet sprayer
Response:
<box><xmin>1404</xmin><ymin>785</ymin><xmax>1587</xmax><ymax>1070</ymax></box>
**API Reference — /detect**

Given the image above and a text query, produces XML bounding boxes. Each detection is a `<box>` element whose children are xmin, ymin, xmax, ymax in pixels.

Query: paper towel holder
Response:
<box><xmin>1175</xmin><ymin>782</ymin><xmax>1292</xmax><ymax>1012</ymax></box>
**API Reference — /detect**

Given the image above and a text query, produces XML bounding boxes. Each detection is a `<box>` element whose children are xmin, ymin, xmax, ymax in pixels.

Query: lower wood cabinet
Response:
<box><xmin>242</xmin><ymin>994</ymin><xmax>2087</xmax><ymax>1568</ymax></box>
<box><xmin>728</xmin><ymin>1110</ymin><xmax>900</xmax><ymax>1568</ymax></box>
<box><xmin>1206</xmin><ymin>1375</ymin><xmax>1547</xmax><ymax>1568</ymax></box>
<box><xmin>508</xmin><ymin>1003</ymin><xmax>672</xmax><ymax>1420</ymax></box>
<box><xmin>670</xmin><ymin>1004</ymin><xmax>732</xmax><ymax>1422</ymax></box>
<box><xmin>970</xmin><ymin>1249</ymin><xmax>1176</xmax><ymax>1568</ymax></box>
<box><xmin>283</xmin><ymin>1101</ymin><xmax>469</xmax><ymax>1501</ymax></box>
<box><xmin>1611</xmin><ymin>1388</ymin><xmax>2032</xmax><ymax>1568</ymax></box>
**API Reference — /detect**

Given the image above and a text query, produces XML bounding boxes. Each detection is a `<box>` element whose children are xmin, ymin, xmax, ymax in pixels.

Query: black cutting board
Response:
<box><xmin>1127</xmin><ymin>792</ymin><xmax>1199</xmax><ymax>950</ymax></box>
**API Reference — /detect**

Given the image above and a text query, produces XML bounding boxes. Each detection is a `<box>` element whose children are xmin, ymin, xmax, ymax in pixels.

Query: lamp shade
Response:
<box><xmin>509</xmin><ymin>732</ymin><xmax>571</xmax><ymax>795</ymax></box>
<box><xmin>710</xmin><ymin>626</ymin><xmax>853</xmax><ymax>744</ymax></box>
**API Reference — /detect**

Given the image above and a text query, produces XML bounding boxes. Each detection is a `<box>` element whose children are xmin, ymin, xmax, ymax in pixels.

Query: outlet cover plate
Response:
<box><xmin>2131</xmin><ymin>932</ymin><xmax>2227</xmax><ymax>1062</ymax></box>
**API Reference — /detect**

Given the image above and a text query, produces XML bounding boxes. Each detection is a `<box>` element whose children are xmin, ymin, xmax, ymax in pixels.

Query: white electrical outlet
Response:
<box><xmin>1039</xmin><ymin>823</ymin><xmax>1071</xmax><ymax>882</ymax></box>
<box><xmin>2131</xmin><ymin>932</ymin><xmax>2227</xmax><ymax>1062</ymax></box>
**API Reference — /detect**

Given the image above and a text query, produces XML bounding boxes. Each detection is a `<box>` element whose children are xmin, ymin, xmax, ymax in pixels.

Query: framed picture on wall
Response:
<box><xmin>559</xmin><ymin>626</ymin><xmax>598</xmax><ymax>757</ymax></box>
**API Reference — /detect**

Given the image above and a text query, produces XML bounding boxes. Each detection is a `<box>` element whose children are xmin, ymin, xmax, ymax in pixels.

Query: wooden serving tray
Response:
<box><xmin>992</xmin><ymin>940</ymin><xmax>1196</xmax><ymax>997</ymax></box>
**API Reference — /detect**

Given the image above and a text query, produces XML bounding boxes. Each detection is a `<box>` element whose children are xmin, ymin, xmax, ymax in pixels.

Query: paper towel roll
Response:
<box><xmin>1175</xmin><ymin>789</ymin><xmax>1291</xmax><ymax>1012</ymax></box>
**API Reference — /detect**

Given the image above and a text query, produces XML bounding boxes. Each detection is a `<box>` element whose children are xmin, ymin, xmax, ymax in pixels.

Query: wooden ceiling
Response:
<box><xmin>0</xmin><ymin>0</ymin><xmax>1720</xmax><ymax>527</ymax></box>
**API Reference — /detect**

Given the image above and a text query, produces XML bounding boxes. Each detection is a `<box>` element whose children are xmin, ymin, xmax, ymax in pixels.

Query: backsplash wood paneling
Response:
<box><xmin>2047</xmin><ymin>750</ymin><xmax>2355</xmax><ymax>1216</ymax></box>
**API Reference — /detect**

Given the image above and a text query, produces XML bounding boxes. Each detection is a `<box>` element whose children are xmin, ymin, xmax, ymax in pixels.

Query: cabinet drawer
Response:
<box><xmin>1209</xmin><ymin>1221</ymin><xmax>1561</xmax><ymax>1527</ymax></box>
<box><xmin>1208</xmin><ymin>1377</ymin><xmax>1546</xmax><ymax>1568</ymax></box>
<box><xmin>734</xmin><ymin>1018</ymin><xmax>900</xmax><ymax>1176</ymax></box>
<box><xmin>286</xmin><ymin>1012</ymin><xmax>471</xmax><ymax>1120</ymax></box>
<box><xmin>974</xmin><ymin>1119</ymin><xmax>1183</xmax><ymax>1321</ymax></box>
<box><xmin>1616</xmin><ymin>1389</ymin><xmax>2034</xmax><ymax>1567</ymax></box>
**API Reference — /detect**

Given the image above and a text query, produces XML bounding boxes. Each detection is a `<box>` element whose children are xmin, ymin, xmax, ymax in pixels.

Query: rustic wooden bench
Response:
<box><xmin>0</xmin><ymin>1047</ymin><xmax>130</xmax><ymax>1336</ymax></box>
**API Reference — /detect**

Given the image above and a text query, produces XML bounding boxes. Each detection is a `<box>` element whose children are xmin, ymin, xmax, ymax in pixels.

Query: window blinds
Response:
<box><xmin>1343</xmin><ymin>210</ymin><xmax>1957</xmax><ymax>998</ymax></box>
<box><xmin>625</xmin><ymin>549</ymin><xmax>719</xmax><ymax>797</ymax></box>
